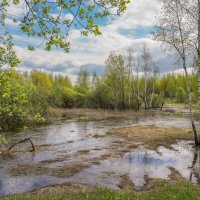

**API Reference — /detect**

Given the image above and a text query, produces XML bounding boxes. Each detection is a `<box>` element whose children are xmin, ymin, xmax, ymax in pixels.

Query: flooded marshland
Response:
<box><xmin>0</xmin><ymin>111</ymin><xmax>200</xmax><ymax>196</ymax></box>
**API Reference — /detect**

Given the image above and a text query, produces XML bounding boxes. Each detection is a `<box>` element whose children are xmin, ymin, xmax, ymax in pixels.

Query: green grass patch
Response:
<box><xmin>2</xmin><ymin>179</ymin><xmax>200</xmax><ymax>200</ymax></box>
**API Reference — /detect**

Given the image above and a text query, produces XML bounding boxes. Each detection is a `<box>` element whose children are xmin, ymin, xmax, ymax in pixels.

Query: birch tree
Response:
<box><xmin>154</xmin><ymin>0</ymin><xmax>200</xmax><ymax>145</ymax></box>
<box><xmin>141</xmin><ymin>44</ymin><xmax>153</xmax><ymax>110</ymax></box>
<box><xmin>177</xmin><ymin>0</ymin><xmax>200</xmax><ymax>113</ymax></box>
<box><xmin>150</xmin><ymin>63</ymin><xmax>160</xmax><ymax>108</ymax></box>
<box><xmin>127</xmin><ymin>49</ymin><xmax>135</xmax><ymax>109</ymax></box>
<box><xmin>135</xmin><ymin>55</ymin><xmax>142</xmax><ymax>110</ymax></box>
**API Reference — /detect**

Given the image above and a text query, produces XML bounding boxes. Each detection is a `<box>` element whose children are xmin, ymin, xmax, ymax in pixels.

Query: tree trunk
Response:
<box><xmin>136</xmin><ymin>56</ymin><xmax>140</xmax><ymax>111</ymax></box>
<box><xmin>198</xmin><ymin>0</ymin><xmax>200</xmax><ymax>114</ymax></box>
<box><xmin>144</xmin><ymin>71</ymin><xmax>148</xmax><ymax>110</ymax></box>
<box><xmin>175</xmin><ymin>0</ymin><xmax>200</xmax><ymax>146</ymax></box>
<box><xmin>183</xmin><ymin>65</ymin><xmax>199</xmax><ymax>145</ymax></box>
<box><xmin>150</xmin><ymin>82</ymin><xmax>155</xmax><ymax>108</ymax></box>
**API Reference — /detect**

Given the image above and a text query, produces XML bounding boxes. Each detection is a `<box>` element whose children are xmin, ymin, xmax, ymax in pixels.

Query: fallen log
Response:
<box><xmin>7</xmin><ymin>137</ymin><xmax>35</xmax><ymax>152</ymax></box>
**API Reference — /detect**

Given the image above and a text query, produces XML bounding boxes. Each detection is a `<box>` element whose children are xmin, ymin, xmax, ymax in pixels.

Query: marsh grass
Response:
<box><xmin>107</xmin><ymin>125</ymin><xmax>195</xmax><ymax>150</ymax></box>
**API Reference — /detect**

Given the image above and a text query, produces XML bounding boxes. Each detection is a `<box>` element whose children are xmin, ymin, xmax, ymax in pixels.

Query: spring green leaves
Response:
<box><xmin>0</xmin><ymin>0</ymin><xmax>130</xmax><ymax>52</ymax></box>
<box><xmin>0</xmin><ymin>134</ymin><xmax>7</xmax><ymax>144</ymax></box>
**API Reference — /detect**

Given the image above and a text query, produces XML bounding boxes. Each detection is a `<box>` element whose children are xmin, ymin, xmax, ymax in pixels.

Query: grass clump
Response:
<box><xmin>107</xmin><ymin>125</ymin><xmax>194</xmax><ymax>150</ymax></box>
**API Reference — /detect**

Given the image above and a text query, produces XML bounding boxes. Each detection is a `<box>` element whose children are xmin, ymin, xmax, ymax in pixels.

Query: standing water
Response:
<box><xmin>0</xmin><ymin>112</ymin><xmax>199</xmax><ymax>196</ymax></box>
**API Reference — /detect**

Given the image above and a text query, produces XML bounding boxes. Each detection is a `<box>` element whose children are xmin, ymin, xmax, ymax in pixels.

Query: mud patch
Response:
<box><xmin>8</xmin><ymin>163</ymin><xmax>88</xmax><ymax>178</ymax></box>
<box><xmin>40</xmin><ymin>156</ymin><xmax>69</xmax><ymax>164</ymax></box>
<box><xmin>77</xmin><ymin>150</ymin><xmax>90</xmax><ymax>155</ymax></box>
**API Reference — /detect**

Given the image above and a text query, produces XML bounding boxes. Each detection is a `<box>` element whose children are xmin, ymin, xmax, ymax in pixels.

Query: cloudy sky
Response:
<box><xmin>5</xmin><ymin>0</ymin><xmax>180</xmax><ymax>81</ymax></box>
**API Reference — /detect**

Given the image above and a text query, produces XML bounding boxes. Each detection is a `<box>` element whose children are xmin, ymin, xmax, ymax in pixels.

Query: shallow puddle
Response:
<box><xmin>0</xmin><ymin>112</ymin><xmax>199</xmax><ymax>196</ymax></box>
<box><xmin>69</xmin><ymin>141</ymin><xmax>200</xmax><ymax>189</ymax></box>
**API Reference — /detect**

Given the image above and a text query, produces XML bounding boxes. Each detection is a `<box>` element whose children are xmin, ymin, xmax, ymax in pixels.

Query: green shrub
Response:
<box><xmin>176</xmin><ymin>87</ymin><xmax>186</xmax><ymax>103</ymax></box>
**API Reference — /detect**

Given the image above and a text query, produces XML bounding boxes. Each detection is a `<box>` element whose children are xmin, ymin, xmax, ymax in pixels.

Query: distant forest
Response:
<box><xmin>0</xmin><ymin>46</ymin><xmax>198</xmax><ymax>131</ymax></box>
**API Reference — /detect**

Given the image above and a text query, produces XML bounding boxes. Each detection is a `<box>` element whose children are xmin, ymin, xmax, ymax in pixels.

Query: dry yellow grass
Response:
<box><xmin>49</xmin><ymin>108</ymin><xmax>146</xmax><ymax>120</ymax></box>
<box><xmin>108</xmin><ymin>125</ymin><xmax>195</xmax><ymax>150</ymax></box>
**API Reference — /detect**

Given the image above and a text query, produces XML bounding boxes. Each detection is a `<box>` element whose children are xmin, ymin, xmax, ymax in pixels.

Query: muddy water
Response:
<box><xmin>0</xmin><ymin>112</ymin><xmax>199</xmax><ymax>196</ymax></box>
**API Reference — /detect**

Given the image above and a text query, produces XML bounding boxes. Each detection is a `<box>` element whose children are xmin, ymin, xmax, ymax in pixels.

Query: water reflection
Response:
<box><xmin>0</xmin><ymin>114</ymin><xmax>200</xmax><ymax>196</ymax></box>
<box><xmin>0</xmin><ymin>175</ymin><xmax>65</xmax><ymax>196</ymax></box>
<box><xmin>70</xmin><ymin>141</ymin><xmax>200</xmax><ymax>189</ymax></box>
<box><xmin>189</xmin><ymin>149</ymin><xmax>200</xmax><ymax>182</ymax></box>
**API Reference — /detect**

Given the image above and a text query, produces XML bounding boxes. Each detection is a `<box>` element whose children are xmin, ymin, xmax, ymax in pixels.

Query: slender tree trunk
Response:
<box><xmin>114</xmin><ymin>77</ymin><xmax>118</xmax><ymax>110</ymax></box>
<box><xmin>150</xmin><ymin>81</ymin><xmax>155</xmax><ymax>108</ymax></box>
<box><xmin>183</xmin><ymin>64</ymin><xmax>199</xmax><ymax>145</ymax></box>
<box><xmin>144</xmin><ymin>70</ymin><xmax>148</xmax><ymax>110</ymax></box>
<box><xmin>121</xmin><ymin>75</ymin><xmax>125</xmax><ymax>109</ymax></box>
<box><xmin>198</xmin><ymin>0</ymin><xmax>200</xmax><ymax>114</ymax></box>
<box><xmin>128</xmin><ymin>61</ymin><xmax>132</xmax><ymax>110</ymax></box>
<box><xmin>136</xmin><ymin>62</ymin><xmax>140</xmax><ymax>111</ymax></box>
<box><xmin>175</xmin><ymin>0</ymin><xmax>199</xmax><ymax>145</ymax></box>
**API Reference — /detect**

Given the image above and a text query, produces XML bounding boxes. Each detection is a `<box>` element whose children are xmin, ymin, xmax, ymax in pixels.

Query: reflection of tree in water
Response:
<box><xmin>126</xmin><ymin>151</ymin><xmax>151</xmax><ymax>186</ymax></box>
<box><xmin>189</xmin><ymin>149</ymin><xmax>200</xmax><ymax>183</ymax></box>
<box><xmin>0</xmin><ymin>179</ymin><xmax>3</xmax><ymax>194</ymax></box>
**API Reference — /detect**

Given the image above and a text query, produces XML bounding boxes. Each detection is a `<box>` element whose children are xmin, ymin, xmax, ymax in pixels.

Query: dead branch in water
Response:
<box><xmin>7</xmin><ymin>137</ymin><xmax>35</xmax><ymax>152</ymax></box>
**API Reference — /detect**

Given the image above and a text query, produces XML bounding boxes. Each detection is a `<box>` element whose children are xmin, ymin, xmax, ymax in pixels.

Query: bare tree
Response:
<box><xmin>141</xmin><ymin>44</ymin><xmax>153</xmax><ymax>110</ymax></box>
<box><xmin>154</xmin><ymin>0</ymin><xmax>200</xmax><ymax>145</ymax></box>
<box><xmin>127</xmin><ymin>50</ymin><xmax>133</xmax><ymax>109</ymax></box>
<box><xmin>176</xmin><ymin>0</ymin><xmax>200</xmax><ymax>113</ymax></box>
<box><xmin>198</xmin><ymin>0</ymin><xmax>200</xmax><ymax>113</ymax></box>
<box><xmin>135</xmin><ymin>55</ymin><xmax>142</xmax><ymax>110</ymax></box>
<box><xmin>127</xmin><ymin>50</ymin><xmax>142</xmax><ymax>110</ymax></box>
<box><xmin>150</xmin><ymin>63</ymin><xmax>160</xmax><ymax>108</ymax></box>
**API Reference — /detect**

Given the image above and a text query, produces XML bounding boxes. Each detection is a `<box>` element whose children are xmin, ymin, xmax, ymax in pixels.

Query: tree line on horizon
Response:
<box><xmin>0</xmin><ymin>46</ymin><xmax>198</xmax><ymax>131</ymax></box>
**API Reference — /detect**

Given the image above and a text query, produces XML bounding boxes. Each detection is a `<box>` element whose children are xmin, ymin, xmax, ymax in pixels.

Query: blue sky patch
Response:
<box><xmin>118</xmin><ymin>26</ymin><xmax>155</xmax><ymax>39</ymax></box>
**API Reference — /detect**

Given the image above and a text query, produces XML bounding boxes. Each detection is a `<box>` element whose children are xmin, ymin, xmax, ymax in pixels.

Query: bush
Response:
<box><xmin>176</xmin><ymin>87</ymin><xmax>186</xmax><ymax>103</ymax></box>
<box><xmin>151</xmin><ymin>94</ymin><xmax>165</xmax><ymax>109</ymax></box>
<box><xmin>0</xmin><ymin>71</ymin><xmax>34</xmax><ymax>130</ymax></box>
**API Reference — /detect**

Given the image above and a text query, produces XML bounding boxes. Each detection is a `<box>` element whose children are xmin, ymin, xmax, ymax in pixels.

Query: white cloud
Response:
<box><xmin>64</xmin><ymin>13</ymin><xmax>74</xmax><ymax>22</ymax></box>
<box><xmin>6</xmin><ymin>2</ymin><xmax>26</xmax><ymax>17</ymax></box>
<box><xmin>107</xmin><ymin>0</ymin><xmax>161</xmax><ymax>30</ymax></box>
<box><xmin>12</xmin><ymin>0</ymin><xmax>176</xmax><ymax>77</ymax></box>
<box><xmin>5</xmin><ymin>18</ymin><xmax>19</xmax><ymax>27</ymax></box>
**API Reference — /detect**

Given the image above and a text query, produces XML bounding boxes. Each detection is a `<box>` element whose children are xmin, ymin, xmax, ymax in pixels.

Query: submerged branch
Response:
<box><xmin>7</xmin><ymin>137</ymin><xmax>35</xmax><ymax>152</ymax></box>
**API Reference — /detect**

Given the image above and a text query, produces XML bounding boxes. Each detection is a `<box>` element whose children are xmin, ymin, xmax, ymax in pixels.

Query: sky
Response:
<box><xmin>4</xmin><ymin>0</ymin><xmax>182</xmax><ymax>81</ymax></box>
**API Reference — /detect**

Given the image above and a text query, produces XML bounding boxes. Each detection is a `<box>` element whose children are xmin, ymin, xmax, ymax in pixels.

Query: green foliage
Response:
<box><xmin>0</xmin><ymin>70</ymin><xmax>34</xmax><ymax>130</ymax></box>
<box><xmin>105</xmin><ymin>52</ymin><xmax>128</xmax><ymax>109</ymax></box>
<box><xmin>151</xmin><ymin>93</ymin><xmax>165</xmax><ymax>108</ymax></box>
<box><xmin>0</xmin><ymin>54</ymin><xmax>199</xmax><ymax>131</ymax></box>
<box><xmin>34</xmin><ymin>113</ymin><xmax>46</xmax><ymax>123</ymax></box>
<box><xmin>74</xmin><ymin>92</ymin><xmax>87</xmax><ymax>108</ymax></box>
<box><xmin>176</xmin><ymin>87</ymin><xmax>186</xmax><ymax>103</ymax></box>
<box><xmin>30</xmin><ymin>70</ymin><xmax>53</xmax><ymax>89</ymax></box>
<box><xmin>0</xmin><ymin>134</ymin><xmax>7</xmax><ymax>144</ymax></box>
<box><xmin>0</xmin><ymin>0</ymin><xmax>130</xmax><ymax>52</ymax></box>
<box><xmin>76</xmin><ymin>68</ymin><xmax>90</xmax><ymax>92</ymax></box>
<box><xmin>189</xmin><ymin>73</ymin><xmax>198</xmax><ymax>103</ymax></box>
<box><xmin>89</xmin><ymin>80</ymin><xmax>113</xmax><ymax>108</ymax></box>
<box><xmin>0</xmin><ymin>0</ymin><xmax>129</xmax><ymax>132</ymax></box>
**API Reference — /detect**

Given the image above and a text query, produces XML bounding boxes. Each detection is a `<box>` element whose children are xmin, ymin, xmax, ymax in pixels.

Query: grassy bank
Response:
<box><xmin>1</xmin><ymin>177</ymin><xmax>200</xmax><ymax>200</ymax></box>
